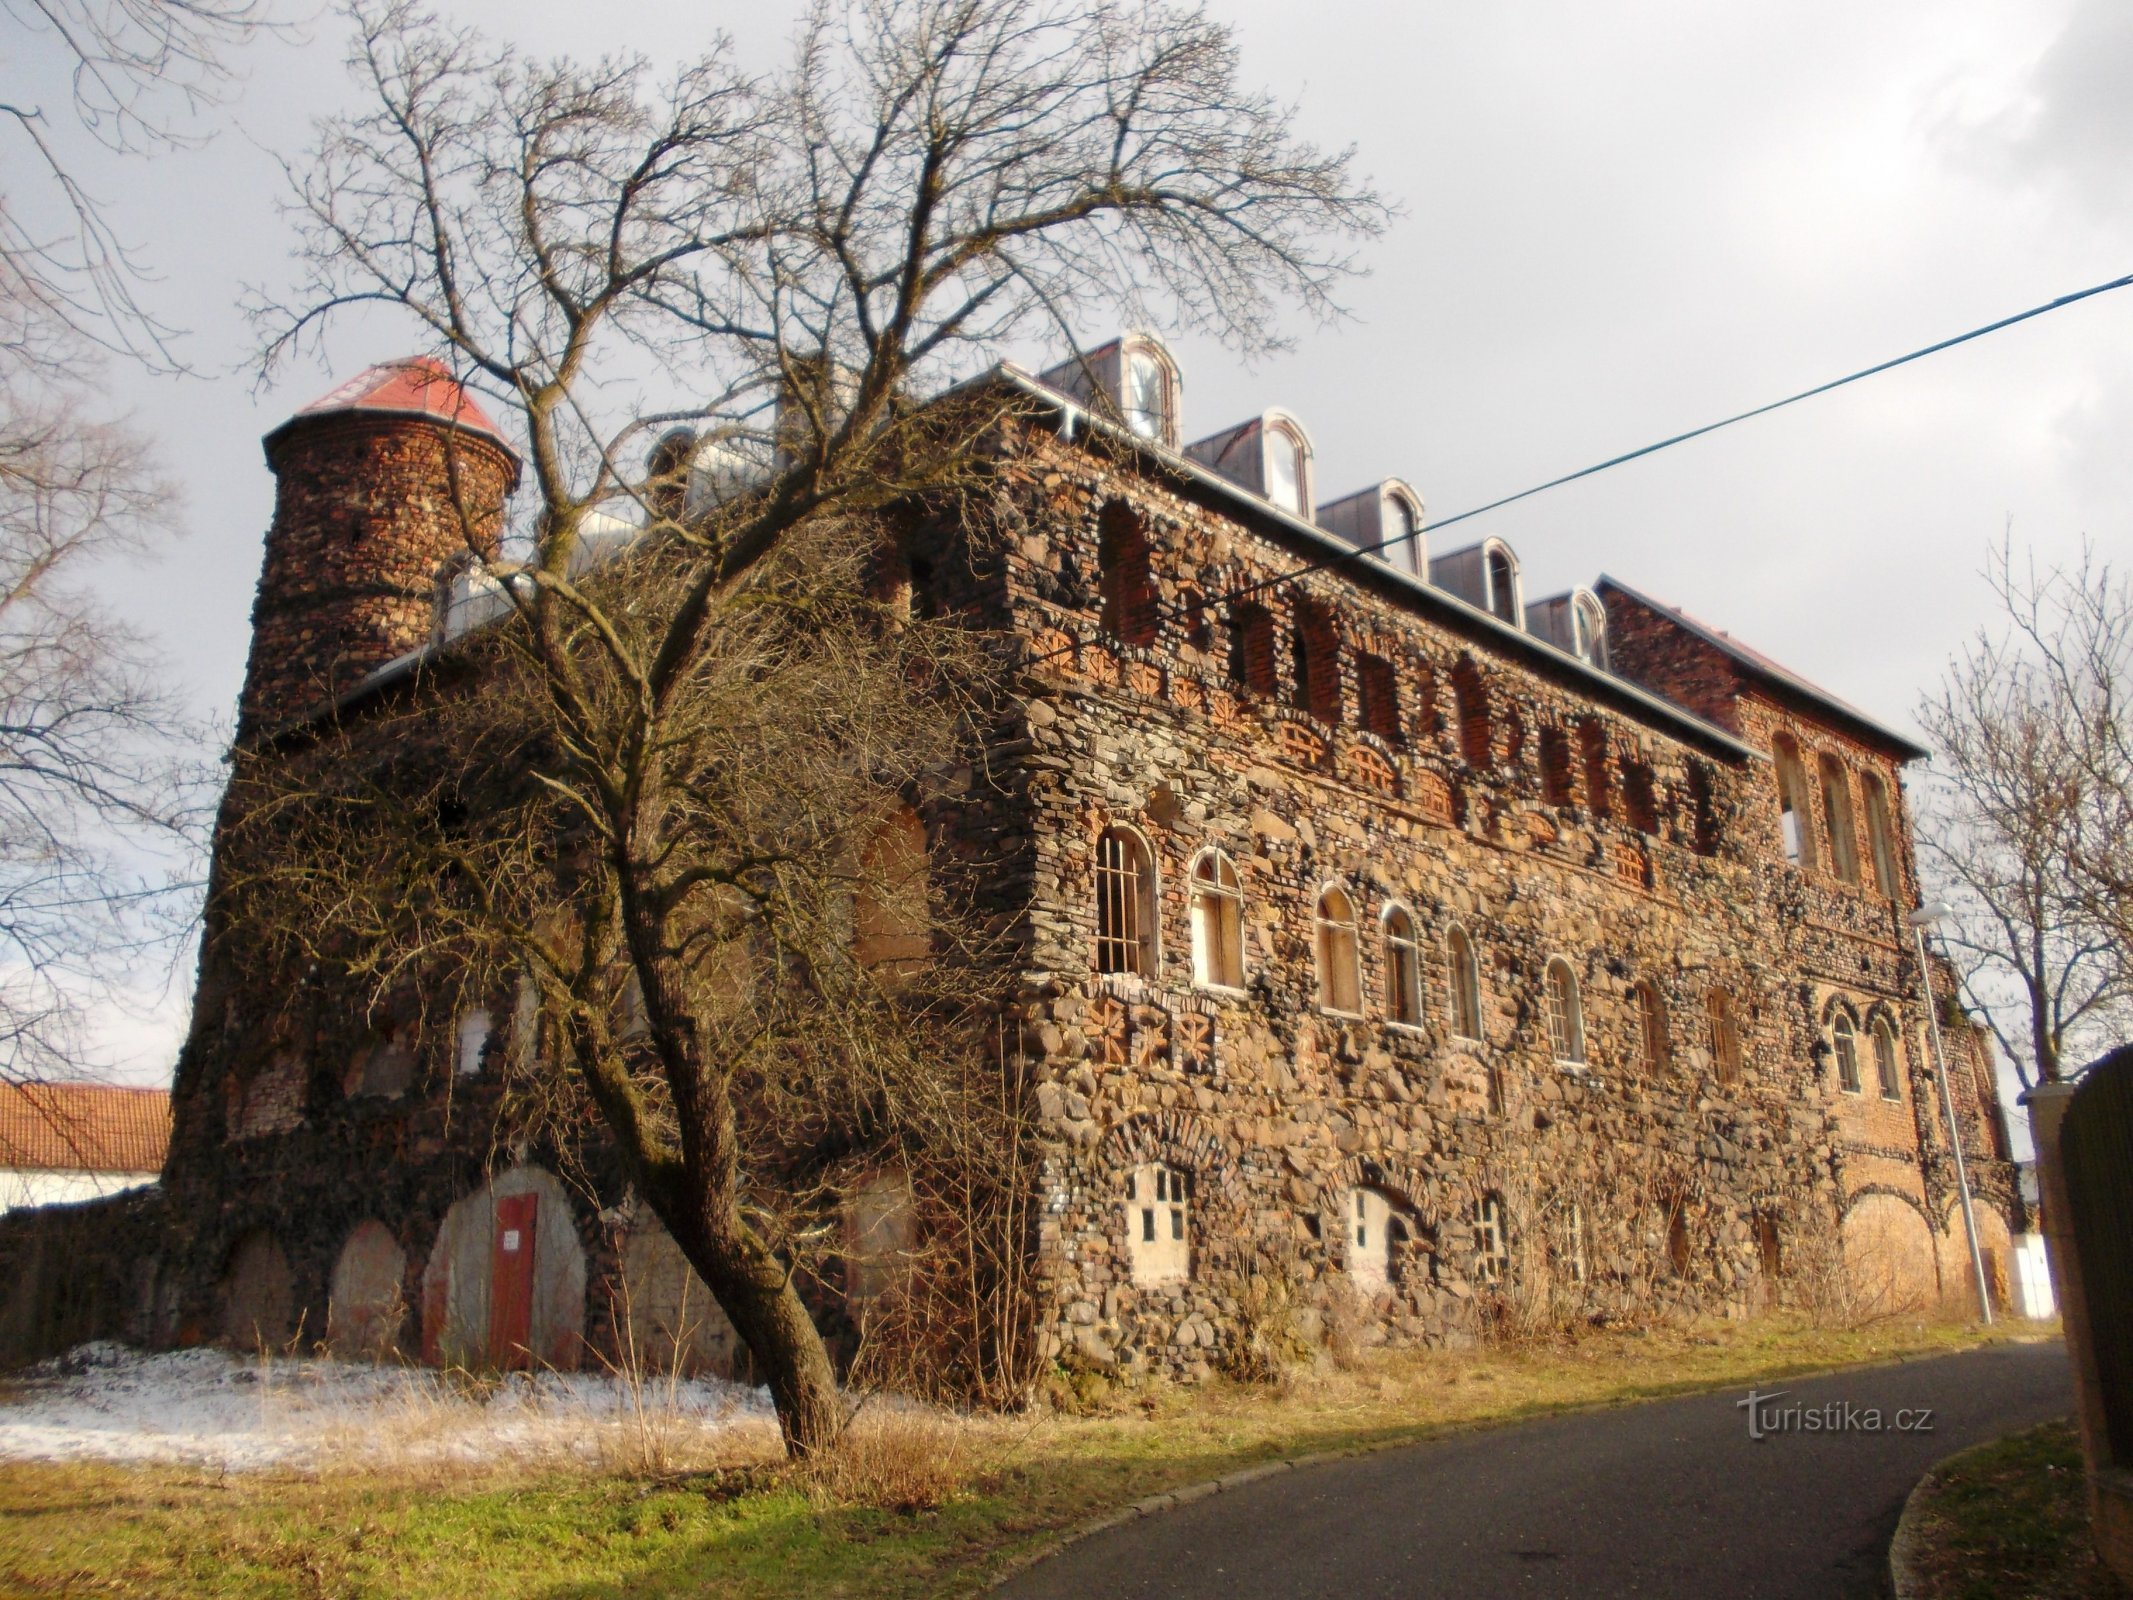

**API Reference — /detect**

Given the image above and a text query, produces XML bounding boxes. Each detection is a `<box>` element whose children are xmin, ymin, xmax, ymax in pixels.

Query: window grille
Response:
<box><xmin>1545</xmin><ymin>959</ymin><xmax>1586</xmax><ymax>1064</ymax></box>
<box><xmin>1095</xmin><ymin>828</ymin><xmax>1154</xmax><ymax>976</ymax></box>
<box><xmin>1636</xmin><ymin>981</ymin><xmax>1669</xmax><ymax>1073</ymax></box>
<box><xmin>1708</xmin><ymin>990</ymin><xmax>1743</xmax><ymax>1084</ymax></box>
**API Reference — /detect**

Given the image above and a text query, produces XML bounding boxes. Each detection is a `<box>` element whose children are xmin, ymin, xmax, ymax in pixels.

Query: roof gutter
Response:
<box><xmin>991</xmin><ymin>364</ymin><xmax>1765</xmax><ymax>765</ymax></box>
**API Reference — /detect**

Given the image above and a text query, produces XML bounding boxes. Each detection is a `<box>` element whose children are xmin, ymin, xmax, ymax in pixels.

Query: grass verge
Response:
<box><xmin>1901</xmin><ymin>1418</ymin><xmax>2124</xmax><ymax>1600</ymax></box>
<box><xmin>0</xmin><ymin>1314</ymin><xmax>2028</xmax><ymax>1599</ymax></box>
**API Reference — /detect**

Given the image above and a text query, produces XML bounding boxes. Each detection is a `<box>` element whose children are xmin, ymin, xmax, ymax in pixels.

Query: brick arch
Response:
<box><xmin>1859</xmin><ymin>998</ymin><xmax>1904</xmax><ymax>1035</ymax></box>
<box><xmin>1320</xmin><ymin>1152</ymin><xmax>1431</xmax><ymax>1218</ymax></box>
<box><xmin>1818</xmin><ymin>990</ymin><xmax>1865</xmax><ymax>1028</ymax></box>
<box><xmin>1099</xmin><ymin>1110</ymin><xmax>1240</xmax><ymax>1209</ymax></box>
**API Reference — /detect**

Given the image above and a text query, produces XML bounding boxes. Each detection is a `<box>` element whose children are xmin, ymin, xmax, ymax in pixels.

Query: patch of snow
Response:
<box><xmin>0</xmin><ymin>1341</ymin><xmax>774</xmax><ymax>1471</ymax></box>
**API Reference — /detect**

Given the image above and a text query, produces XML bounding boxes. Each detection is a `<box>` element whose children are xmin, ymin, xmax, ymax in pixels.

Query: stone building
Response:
<box><xmin>1</xmin><ymin>338</ymin><xmax>2019</xmax><ymax>1376</ymax></box>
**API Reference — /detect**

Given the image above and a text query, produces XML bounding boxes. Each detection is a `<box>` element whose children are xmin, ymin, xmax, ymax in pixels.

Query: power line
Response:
<box><xmin>1026</xmin><ymin>266</ymin><xmax>2133</xmax><ymax>659</ymax></box>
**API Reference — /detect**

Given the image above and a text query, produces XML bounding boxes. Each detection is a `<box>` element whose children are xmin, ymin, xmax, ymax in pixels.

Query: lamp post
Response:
<box><xmin>1909</xmin><ymin>903</ymin><xmax>1994</xmax><ymax>1325</ymax></box>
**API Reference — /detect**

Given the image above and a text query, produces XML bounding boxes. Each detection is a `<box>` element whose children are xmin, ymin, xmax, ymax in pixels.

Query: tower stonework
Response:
<box><xmin>238</xmin><ymin>359</ymin><xmax>519</xmax><ymax>737</ymax></box>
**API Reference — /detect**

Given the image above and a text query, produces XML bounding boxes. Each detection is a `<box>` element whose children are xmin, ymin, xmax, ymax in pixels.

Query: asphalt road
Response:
<box><xmin>997</xmin><ymin>1341</ymin><xmax>2071</xmax><ymax>1600</ymax></box>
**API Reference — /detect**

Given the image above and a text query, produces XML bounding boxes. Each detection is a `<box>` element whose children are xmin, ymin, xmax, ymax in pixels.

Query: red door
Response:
<box><xmin>488</xmin><ymin>1192</ymin><xmax>538</xmax><ymax>1368</ymax></box>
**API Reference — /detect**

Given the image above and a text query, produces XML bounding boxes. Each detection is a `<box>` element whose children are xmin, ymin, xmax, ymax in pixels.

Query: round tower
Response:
<box><xmin>238</xmin><ymin>358</ymin><xmax>520</xmax><ymax>737</ymax></box>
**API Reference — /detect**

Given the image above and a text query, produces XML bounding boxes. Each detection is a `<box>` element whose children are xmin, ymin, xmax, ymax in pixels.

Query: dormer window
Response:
<box><xmin>1571</xmin><ymin>593</ymin><xmax>1608</xmax><ymax>669</ymax></box>
<box><xmin>1185</xmin><ymin>409</ymin><xmax>1315</xmax><ymax>519</ymax></box>
<box><xmin>1384</xmin><ymin>490</ymin><xmax>1422</xmax><ymax>573</ymax></box>
<box><xmin>1123</xmin><ymin>344</ymin><xmax>1173</xmax><ymax>442</ymax></box>
<box><xmin>1315</xmin><ymin>478</ymin><xmax>1425</xmax><ymax>573</ymax></box>
<box><xmin>1264</xmin><ymin>422</ymin><xmax>1306</xmax><ymax>515</ymax></box>
<box><xmin>1038</xmin><ymin>332</ymin><xmax>1181</xmax><ymax>448</ymax></box>
<box><xmin>1484</xmin><ymin>542</ymin><xmax>1521</xmax><ymax>625</ymax></box>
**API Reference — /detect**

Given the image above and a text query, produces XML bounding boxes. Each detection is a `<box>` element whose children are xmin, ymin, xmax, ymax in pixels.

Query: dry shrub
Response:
<box><xmin>1222</xmin><ymin>1254</ymin><xmax>1315</xmax><ymax>1384</ymax></box>
<box><xmin>799</xmin><ymin>1407</ymin><xmax>977</xmax><ymax>1512</ymax></box>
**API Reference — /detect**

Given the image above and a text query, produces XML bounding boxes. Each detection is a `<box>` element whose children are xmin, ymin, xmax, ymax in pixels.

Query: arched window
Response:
<box><xmin>1384</xmin><ymin>491</ymin><xmax>1422</xmax><ymax>574</ymax></box>
<box><xmin>1357</xmin><ymin>652</ymin><xmax>1401</xmax><ymax>741</ymax></box>
<box><xmin>1872</xmin><ymin>1018</ymin><xmax>1902</xmax><ymax>1100</ymax></box>
<box><xmin>1188</xmin><ymin>849</ymin><xmax>1245</xmax><ymax>990</ymax></box>
<box><xmin>1125</xmin><ymin>1162</ymin><xmax>1190</xmax><ymax>1285</ymax></box>
<box><xmin>1095</xmin><ymin>826</ymin><xmax>1156</xmax><ymax>976</ymax></box>
<box><xmin>1315</xmin><ymin>885</ymin><xmax>1362</xmax><ymax>1013</ymax></box>
<box><xmin>453</xmin><ymin>1007</ymin><xmax>492</xmax><ymax>1079</ymax></box>
<box><xmin>1452</xmin><ymin>659</ymin><xmax>1491</xmax><ymax>768</ymax></box>
<box><xmin>1383</xmin><ymin>904</ymin><xmax>1422</xmax><ymax>1025</ymax></box>
<box><xmin>1832</xmin><ymin>1011</ymin><xmax>1861</xmax><ymax>1093</ymax></box>
<box><xmin>1263</xmin><ymin>422</ymin><xmax>1308</xmax><ymax>515</ymax></box>
<box><xmin>1686</xmin><ymin>762</ymin><xmax>1721</xmax><ymax>856</ymax></box>
<box><xmin>1707</xmin><ymin>989</ymin><xmax>1743</xmax><ymax>1084</ymax></box>
<box><xmin>1474</xmin><ymin>1194</ymin><xmax>1509</xmax><ymax>1284</ymax></box>
<box><xmin>1772</xmin><ymin>736</ymin><xmax>1816</xmax><ymax>868</ymax></box>
<box><xmin>1483</xmin><ymin>542</ymin><xmax>1520</xmax><ymax>625</ymax></box>
<box><xmin>1544</xmin><ymin>958</ymin><xmax>1586</xmax><ymax>1064</ymax></box>
<box><xmin>1571</xmin><ymin>592</ymin><xmax>1609</xmax><ymax>669</ymax></box>
<box><xmin>1579</xmin><ymin>719</ymin><xmax>1612</xmax><ymax>820</ymax></box>
<box><xmin>1290</xmin><ymin>596</ymin><xmax>1341</xmax><ymax>722</ymax></box>
<box><xmin>1446</xmin><ymin>926</ymin><xmax>1482</xmax><ymax>1040</ymax></box>
<box><xmin>1621</xmin><ymin>761</ymin><xmax>1658</xmax><ymax>834</ymax></box>
<box><xmin>1861</xmin><ymin>772</ymin><xmax>1899</xmax><ymax>899</ymax></box>
<box><xmin>1539</xmin><ymin>725</ymin><xmax>1573</xmax><ymax>804</ymax></box>
<box><xmin>1097</xmin><ymin>502</ymin><xmax>1158</xmax><ymax>647</ymax></box>
<box><xmin>1634</xmin><ymin>980</ymin><xmax>1669</xmax><ymax>1073</ymax></box>
<box><xmin>1818</xmin><ymin>754</ymin><xmax>1860</xmax><ymax>884</ymax></box>
<box><xmin>1228</xmin><ymin>603</ymin><xmax>1278</xmax><ymax>697</ymax></box>
<box><xmin>1122</xmin><ymin>343</ymin><xmax>1176</xmax><ymax>444</ymax></box>
<box><xmin>1347</xmin><ymin>1188</ymin><xmax>1402</xmax><ymax>1290</ymax></box>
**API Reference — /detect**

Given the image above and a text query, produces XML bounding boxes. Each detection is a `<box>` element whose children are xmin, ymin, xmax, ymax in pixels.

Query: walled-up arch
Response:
<box><xmin>1939</xmin><ymin>1199</ymin><xmax>2015</xmax><ymax>1315</ymax></box>
<box><xmin>1839</xmin><ymin>1190</ymin><xmax>1939</xmax><ymax>1315</ymax></box>
<box><xmin>218</xmin><ymin>1229</ymin><xmax>296</xmax><ymax>1350</ymax></box>
<box><xmin>421</xmin><ymin>1164</ymin><xmax>588</xmax><ymax>1370</ymax></box>
<box><xmin>329</xmin><ymin>1219</ymin><xmax>408</xmax><ymax>1358</ymax></box>
<box><xmin>619</xmin><ymin>1208</ymin><xmax>741</xmax><ymax>1376</ymax></box>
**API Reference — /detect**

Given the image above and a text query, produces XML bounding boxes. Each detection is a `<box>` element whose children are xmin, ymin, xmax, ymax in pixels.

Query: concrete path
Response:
<box><xmin>997</xmin><ymin>1340</ymin><xmax>2070</xmax><ymax>1600</ymax></box>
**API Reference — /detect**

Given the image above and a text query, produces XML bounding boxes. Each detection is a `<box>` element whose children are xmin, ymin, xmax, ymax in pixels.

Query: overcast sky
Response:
<box><xmin>26</xmin><ymin>0</ymin><xmax>2130</xmax><ymax>1084</ymax></box>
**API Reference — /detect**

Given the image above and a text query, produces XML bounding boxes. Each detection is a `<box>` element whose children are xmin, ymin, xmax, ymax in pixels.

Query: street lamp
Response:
<box><xmin>1908</xmin><ymin>903</ymin><xmax>1994</xmax><ymax>1325</ymax></box>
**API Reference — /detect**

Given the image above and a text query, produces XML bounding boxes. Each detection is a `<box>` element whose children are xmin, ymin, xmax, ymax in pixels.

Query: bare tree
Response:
<box><xmin>1915</xmin><ymin>539</ymin><xmax>2133</xmax><ymax>1087</ymax></box>
<box><xmin>0</xmin><ymin>361</ymin><xmax>210</xmax><ymax>1094</ymax></box>
<box><xmin>243</xmin><ymin>0</ymin><xmax>1386</xmax><ymax>1454</ymax></box>
<box><xmin>2</xmin><ymin>0</ymin><xmax>272</xmax><ymax>362</ymax></box>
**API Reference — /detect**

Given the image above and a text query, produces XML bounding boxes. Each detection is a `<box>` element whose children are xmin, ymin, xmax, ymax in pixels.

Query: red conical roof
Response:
<box><xmin>274</xmin><ymin>356</ymin><xmax>516</xmax><ymax>458</ymax></box>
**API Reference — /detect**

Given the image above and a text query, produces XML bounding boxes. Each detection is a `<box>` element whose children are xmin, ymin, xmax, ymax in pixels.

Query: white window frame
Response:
<box><xmin>1347</xmin><ymin>1187</ymin><xmax>1396</xmax><ymax>1292</ymax></box>
<box><xmin>1832</xmin><ymin>1011</ymin><xmax>1862</xmax><ymax>1094</ymax></box>
<box><xmin>1120</xmin><ymin>340</ymin><xmax>1178</xmax><ymax>446</ymax></box>
<box><xmin>1188</xmin><ymin>848</ymin><xmax>1246</xmax><ymax>992</ymax></box>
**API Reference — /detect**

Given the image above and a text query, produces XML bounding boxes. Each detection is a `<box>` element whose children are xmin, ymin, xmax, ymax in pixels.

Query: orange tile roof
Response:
<box><xmin>290</xmin><ymin>356</ymin><xmax>513</xmax><ymax>453</ymax></box>
<box><xmin>0</xmin><ymin>1081</ymin><xmax>170</xmax><ymax>1175</ymax></box>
